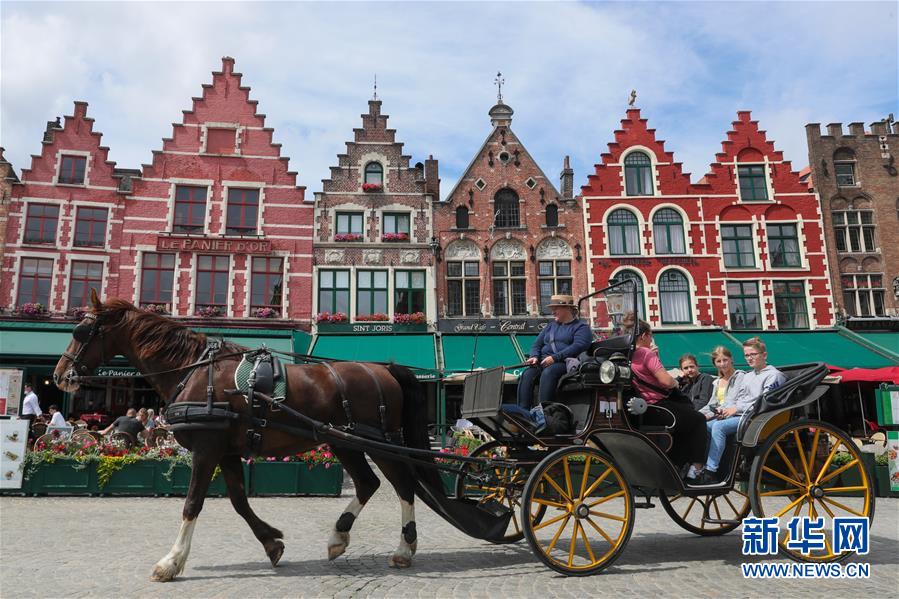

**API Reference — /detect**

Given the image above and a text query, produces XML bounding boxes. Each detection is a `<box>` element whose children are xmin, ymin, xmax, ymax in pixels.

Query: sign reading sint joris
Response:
<box><xmin>157</xmin><ymin>236</ymin><xmax>272</xmax><ymax>254</ymax></box>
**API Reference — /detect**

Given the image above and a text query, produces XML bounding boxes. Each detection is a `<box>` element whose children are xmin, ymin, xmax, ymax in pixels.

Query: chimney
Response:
<box><xmin>424</xmin><ymin>155</ymin><xmax>440</xmax><ymax>199</ymax></box>
<box><xmin>560</xmin><ymin>155</ymin><xmax>574</xmax><ymax>201</ymax></box>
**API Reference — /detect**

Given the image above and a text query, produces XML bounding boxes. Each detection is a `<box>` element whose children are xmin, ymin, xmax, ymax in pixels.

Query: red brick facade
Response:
<box><xmin>1</xmin><ymin>58</ymin><xmax>313</xmax><ymax>326</ymax></box>
<box><xmin>581</xmin><ymin>109</ymin><xmax>833</xmax><ymax>331</ymax></box>
<box><xmin>313</xmin><ymin>100</ymin><xmax>439</xmax><ymax>327</ymax></box>
<box><xmin>433</xmin><ymin>101</ymin><xmax>588</xmax><ymax>320</ymax></box>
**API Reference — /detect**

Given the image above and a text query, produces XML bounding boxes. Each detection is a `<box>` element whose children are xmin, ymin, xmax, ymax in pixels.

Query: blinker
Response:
<box><xmin>72</xmin><ymin>323</ymin><xmax>92</xmax><ymax>343</ymax></box>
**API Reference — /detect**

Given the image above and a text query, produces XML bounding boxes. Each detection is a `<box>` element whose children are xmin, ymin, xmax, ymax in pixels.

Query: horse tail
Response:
<box><xmin>387</xmin><ymin>363</ymin><xmax>433</xmax><ymax>452</ymax></box>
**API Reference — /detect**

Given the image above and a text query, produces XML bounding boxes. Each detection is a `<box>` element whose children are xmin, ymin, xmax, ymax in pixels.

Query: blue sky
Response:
<box><xmin>1</xmin><ymin>1</ymin><xmax>896</xmax><ymax>198</ymax></box>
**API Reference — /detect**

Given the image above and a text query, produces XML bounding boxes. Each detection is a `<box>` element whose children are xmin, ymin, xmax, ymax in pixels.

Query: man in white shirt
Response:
<box><xmin>21</xmin><ymin>384</ymin><xmax>42</xmax><ymax>419</ymax></box>
<box><xmin>48</xmin><ymin>405</ymin><xmax>66</xmax><ymax>427</ymax></box>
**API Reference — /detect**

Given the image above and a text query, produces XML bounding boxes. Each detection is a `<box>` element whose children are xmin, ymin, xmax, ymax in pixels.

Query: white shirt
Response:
<box><xmin>49</xmin><ymin>412</ymin><xmax>66</xmax><ymax>427</ymax></box>
<box><xmin>22</xmin><ymin>392</ymin><xmax>41</xmax><ymax>416</ymax></box>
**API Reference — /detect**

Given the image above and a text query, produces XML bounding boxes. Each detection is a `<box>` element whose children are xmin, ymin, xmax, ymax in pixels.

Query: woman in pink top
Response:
<box><xmin>627</xmin><ymin>316</ymin><xmax>707</xmax><ymax>480</ymax></box>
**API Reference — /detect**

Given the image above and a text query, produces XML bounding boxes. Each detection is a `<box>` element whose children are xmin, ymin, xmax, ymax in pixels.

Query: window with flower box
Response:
<box><xmin>173</xmin><ymin>185</ymin><xmax>207</xmax><ymax>234</ymax></box>
<box><xmin>319</xmin><ymin>270</ymin><xmax>350</xmax><ymax>314</ymax></box>
<box><xmin>356</xmin><ymin>270</ymin><xmax>388</xmax><ymax>318</ymax></box>
<box><xmin>140</xmin><ymin>253</ymin><xmax>175</xmax><ymax>307</ymax></box>
<box><xmin>721</xmin><ymin>224</ymin><xmax>755</xmax><ymax>268</ymax></box>
<box><xmin>447</xmin><ymin>261</ymin><xmax>480</xmax><ymax>316</ymax></box>
<box><xmin>382</xmin><ymin>213</ymin><xmax>410</xmax><ymax>241</ymax></box>
<box><xmin>250</xmin><ymin>257</ymin><xmax>283</xmax><ymax>312</ymax></box>
<box><xmin>335</xmin><ymin>212</ymin><xmax>364</xmax><ymax>241</ymax></box>
<box><xmin>395</xmin><ymin>270</ymin><xmax>426</xmax><ymax>315</ymax></box>
<box><xmin>726</xmin><ymin>281</ymin><xmax>762</xmax><ymax>330</ymax></box>
<box><xmin>74</xmin><ymin>207</ymin><xmax>108</xmax><ymax>247</ymax></box>
<box><xmin>364</xmin><ymin>162</ymin><xmax>383</xmax><ymax>185</ymax></box>
<box><xmin>737</xmin><ymin>165</ymin><xmax>769</xmax><ymax>201</ymax></box>
<box><xmin>773</xmin><ymin>281</ymin><xmax>809</xmax><ymax>329</ymax></box>
<box><xmin>493</xmin><ymin>261</ymin><xmax>527</xmax><ymax>316</ymax></box>
<box><xmin>833</xmin><ymin>210</ymin><xmax>876</xmax><ymax>253</ymax></box>
<box><xmin>538</xmin><ymin>261</ymin><xmax>572</xmax><ymax>314</ymax></box>
<box><xmin>767</xmin><ymin>223</ymin><xmax>801</xmax><ymax>267</ymax></box>
<box><xmin>68</xmin><ymin>261</ymin><xmax>103</xmax><ymax>309</ymax></box>
<box><xmin>17</xmin><ymin>257</ymin><xmax>54</xmax><ymax>306</ymax></box>
<box><xmin>841</xmin><ymin>274</ymin><xmax>885</xmax><ymax>317</ymax></box>
<box><xmin>226</xmin><ymin>188</ymin><xmax>260</xmax><ymax>235</ymax></box>
<box><xmin>24</xmin><ymin>203</ymin><xmax>59</xmax><ymax>244</ymax></box>
<box><xmin>195</xmin><ymin>255</ymin><xmax>230</xmax><ymax>311</ymax></box>
<box><xmin>59</xmin><ymin>155</ymin><xmax>86</xmax><ymax>185</ymax></box>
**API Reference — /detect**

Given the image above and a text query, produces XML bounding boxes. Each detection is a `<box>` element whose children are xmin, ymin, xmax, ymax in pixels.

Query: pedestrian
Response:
<box><xmin>47</xmin><ymin>404</ymin><xmax>67</xmax><ymax>427</ymax></box>
<box><xmin>21</xmin><ymin>383</ymin><xmax>42</xmax><ymax>421</ymax></box>
<box><xmin>145</xmin><ymin>408</ymin><xmax>157</xmax><ymax>430</ymax></box>
<box><xmin>678</xmin><ymin>353</ymin><xmax>714</xmax><ymax>411</ymax></box>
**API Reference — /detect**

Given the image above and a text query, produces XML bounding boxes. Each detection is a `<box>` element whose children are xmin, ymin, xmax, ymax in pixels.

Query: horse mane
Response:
<box><xmin>98</xmin><ymin>299</ymin><xmax>242</xmax><ymax>366</ymax></box>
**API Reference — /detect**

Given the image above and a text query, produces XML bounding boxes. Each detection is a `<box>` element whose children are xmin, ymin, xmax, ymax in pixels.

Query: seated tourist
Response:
<box><xmin>516</xmin><ymin>294</ymin><xmax>592</xmax><ymax>426</ymax></box>
<box><xmin>694</xmin><ymin>338</ymin><xmax>785</xmax><ymax>485</ymax></box>
<box><xmin>678</xmin><ymin>353</ymin><xmax>714</xmax><ymax>411</ymax></box>
<box><xmin>100</xmin><ymin>407</ymin><xmax>147</xmax><ymax>441</ymax></box>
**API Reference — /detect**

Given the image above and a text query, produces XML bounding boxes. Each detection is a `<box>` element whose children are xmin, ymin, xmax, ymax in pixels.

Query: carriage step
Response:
<box><xmin>634</xmin><ymin>500</ymin><xmax>656</xmax><ymax>509</ymax></box>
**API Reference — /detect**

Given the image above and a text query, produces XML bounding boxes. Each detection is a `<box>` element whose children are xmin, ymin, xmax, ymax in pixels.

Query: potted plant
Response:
<box><xmin>393</xmin><ymin>312</ymin><xmax>427</xmax><ymax>330</ymax></box>
<box><xmin>355</xmin><ymin>313</ymin><xmax>389</xmax><ymax>322</ymax></box>
<box><xmin>254</xmin><ymin>307</ymin><xmax>280</xmax><ymax>319</ymax></box>
<box><xmin>251</xmin><ymin>446</ymin><xmax>342</xmax><ymax>496</ymax></box>
<box><xmin>382</xmin><ymin>232</ymin><xmax>409</xmax><ymax>243</ymax></box>
<box><xmin>142</xmin><ymin>304</ymin><xmax>169</xmax><ymax>315</ymax></box>
<box><xmin>361</xmin><ymin>183</ymin><xmax>382</xmax><ymax>193</ymax></box>
<box><xmin>18</xmin><ymin>302</ymin><xmax>47</xmax><ymax>318</ymax></box>
<box><xmin>316</xmin><ymin>311</ymin><xmax>348</xmax><ymax>324</ymax></box>
<box><xmin>334</xmin><ymin>233</ymin><xmax>363</xmax><ymax>242</ymax></box>
<box><xmin>195</xmin><ymin>305</ymin><xmax>223</xmax><ymax>318</ymax></box>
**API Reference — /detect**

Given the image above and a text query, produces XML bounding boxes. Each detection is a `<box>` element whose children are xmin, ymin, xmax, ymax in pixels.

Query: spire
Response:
<box><xmin>494</xmin><ymin>71</ymin><xmax>505</xmax><ymax>104</ymax></box>
<box><xmin>373</xmin><ymin>74</ymin><xmax>378</xmax><ymax>101</ymax></box>
<box><xmin>489</xmin><ymin>71</ymin><xmax>512</xmax><ymax>127</ymax></box>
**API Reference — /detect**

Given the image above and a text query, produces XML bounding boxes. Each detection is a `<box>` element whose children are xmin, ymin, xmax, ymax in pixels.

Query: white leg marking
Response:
<box><xmin>388</xmin><ymin>499</ymin><xmax>416</xmax><ymax>568</ymax></box>
<box><xmin>150</xmin><ymin>518</ymin><xmax>197</xmax><ymax>582</ymax></box>
<box><xmin>328</xmin><ymin>497</ymin><xmax>364</xmax><ymax>560</ymax></box>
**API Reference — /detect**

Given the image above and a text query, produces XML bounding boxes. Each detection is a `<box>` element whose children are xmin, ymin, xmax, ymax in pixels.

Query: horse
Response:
<box><xmin>53</xmin><ymin>291</ymin><xmax>440</xmax><ymax>581</ymax></box>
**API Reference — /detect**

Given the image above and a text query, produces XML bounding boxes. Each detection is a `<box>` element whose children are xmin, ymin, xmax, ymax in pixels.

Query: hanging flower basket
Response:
<box><xmin>142</xmin><ymin>304</ymin><xmax>169</xmax><ymax>315</ymax></box>
<box><xmin>18</xmin><ymin>303</ymin><xmax>47</xmax><ymax>318</ymax></box>
<box><xmin>382</xmin><ymin>232</ymin><xmax>409</xmax><ymax>242</ymax></box>
<box><xmin>254</xmin><ymin>307</ymin><xmax>280</xmax><ymax>319</ymax></box>
<box><xmin>362</xmin><ymin>183</ymin><xmax>382</xmax><ymax>193</ymax></box>
<box><xmin>334</xmin><ymin>233</ymin><xmax>363</xmax><ymax>242</ymax></box>
<box><xmin>195</xmin><ymin>306</ymin><xmax>223</xmax><ymax>318</ymax></box>
<box><xmin>355</xmin><ymin>313</ymin><xmax>389</xmax><ymax>322</ymax></box>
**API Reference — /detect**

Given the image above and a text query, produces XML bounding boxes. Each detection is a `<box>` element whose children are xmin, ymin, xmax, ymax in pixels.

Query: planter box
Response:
<box><xmin>874</xmin><ymin>463</ymin><xmax>899</xmax><ymax>498</ymax></box>
<box><xmin>23</xmin><ymin>459</ymin><xmax>97</xmax><ymax>495</ymax></box>
<box><xmin>251</xmin><ymin>462</ymin><xmax>343</xmax><ymax>496</ymax></box>
<box><xmin>164</xmin><ymin>463</ymin><xmax>230</xmax><ymax>497</ymax></box>
<box><xmin>100</xmin><ymin>459</ymin><xmax>160</xmax><ymax>495</ymax></box>
<box><xmin>439</xmin><ymin>470</ymin><xmax>457</xmax><ymax>498</ymax></box>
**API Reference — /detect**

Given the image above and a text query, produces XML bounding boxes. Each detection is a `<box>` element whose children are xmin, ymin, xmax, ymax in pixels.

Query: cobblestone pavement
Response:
<box><xmin>1</xmin><ymin>487</ymin><xmax>896</xmax><ymax>598</ymax></box>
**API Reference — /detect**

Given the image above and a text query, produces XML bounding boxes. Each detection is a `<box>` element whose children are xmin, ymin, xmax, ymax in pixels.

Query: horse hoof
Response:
<box><xmin>150</xmin><ymin>564</ymin><xmax>176</xmax><ymax>582</ymax></box>
<box><xmin>388</xmin><ymin>554</ymin><xmax>412</xmax><ymax>568</ymax></box>
<box><xmin>328</xmin><ymin>543</ymin><xmax>347</xmax><ymax>561</ymax></box>
<box><xmin>267</xmin><ymin>540</ymin><xmax>285</xmax><ymax>567</ymax></box>
<box><xmin>327</xmin><ymin>531</ymin><xmax>349</xmax><ymax>561</ymax></box>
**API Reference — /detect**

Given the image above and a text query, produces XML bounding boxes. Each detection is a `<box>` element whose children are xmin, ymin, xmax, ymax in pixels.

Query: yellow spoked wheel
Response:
<box><xmin>659</xmin><ymin>486</ymin><xmax>751</xmax><ymax>536</ymax></box>
<box><xmin>749</xmin><ymin>419</ymin><xmax>875</xmax><ymax>563</ymax></box>
<box><xmin>522</xmin><ymin>446</ymin><xmax>634</xmax><ymax>576</ymax></box>
<box><xmin>455</xmin><ymin>441</ymin><xmax>545</xmax><ymax>543</ymax></box>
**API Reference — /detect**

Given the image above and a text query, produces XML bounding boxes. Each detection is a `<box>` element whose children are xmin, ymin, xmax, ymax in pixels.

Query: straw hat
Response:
<box><xmin>547</xmin><ymin>294</ymin><xmax>577</xmax><ymax>309</ymax></box>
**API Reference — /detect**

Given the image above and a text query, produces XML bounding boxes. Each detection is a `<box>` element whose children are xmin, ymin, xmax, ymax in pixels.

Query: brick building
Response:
<box><xmin>432</xmin><ymin>97</ymin><xmax>587</xmax><ymax>330</ymax></box>
<box><xmin>581</xmin><ymin>109</ymin><xmax>833</xmax><ymax>331</ymax></box>
<box><xmin>0</xmin><ymin>148</ymin><xmax>19</xmax><ymax>271</ymax></box>
<box><xmin>312</xmin><ymin>99</ymin><xmax>440</xmax><ymax>329</ymax></box>
<box><xmin>805</xmin><ymin>119</ymin><xmax>899</xmax><ymax>326</ymax></box>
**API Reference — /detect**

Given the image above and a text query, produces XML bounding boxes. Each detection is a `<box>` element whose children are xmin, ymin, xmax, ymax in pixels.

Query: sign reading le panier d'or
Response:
<box><xmin>157</xmin><ymin>236</ymin><xmax>272</xmax><ymax>254</ymax></box>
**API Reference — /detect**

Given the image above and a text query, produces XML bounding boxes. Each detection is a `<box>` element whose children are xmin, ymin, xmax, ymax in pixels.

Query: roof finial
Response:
<box><xmin>494</xmin><ymin>71</ymin><xmax>505</xmax><ymax>103</ymax></box>
<box><xmin>373</xmin><ymin>74</ymin><xmax>378</xmax><ymax>101</ymax></box>
<box><xmin>628</xmin><ymin>89</ymin><xmax>637</xmax><ymax>107</ymax></box>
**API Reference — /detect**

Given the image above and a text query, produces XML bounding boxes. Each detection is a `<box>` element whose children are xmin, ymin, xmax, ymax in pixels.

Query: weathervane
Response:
<box><xmin>494</xmin><ymin>71</ymin><xmax>504</xmax><ymax>103</ymax></box>
<box><xmin>373</xmin><ymin>74</ymin><xmax>378</xmax><ymax>101</ymax></box>
<box><xmin>628</xmin><ymin>89</ymin><xmax>637</xmax><ymax>106</ymax></box>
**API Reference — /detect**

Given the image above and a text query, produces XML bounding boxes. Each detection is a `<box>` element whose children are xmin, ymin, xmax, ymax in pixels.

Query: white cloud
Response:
<box><xmin>1</xmin><ymin>1</ymin><xmax>895</xmax><ymax>196</ymax></box>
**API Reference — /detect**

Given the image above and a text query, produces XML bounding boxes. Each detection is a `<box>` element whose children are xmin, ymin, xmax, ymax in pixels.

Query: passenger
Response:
<box><xmin>694</xmin><ymin>338</ymin><xmax>785</xmax><ymax>485</ymax></box>
<box><xmin>677</xmin><ymin>353</ymin><xmax>714</xmax><ymax>411</ymax></box>
<box><xmin>516</xmin><ymin>294</ymin><xmax>592</xmax><ymax>426</ymax></box>
<box><xmin>624</xmin><ymin>314</ymin><xmax>707</xmax><ymax>479</ymax></box>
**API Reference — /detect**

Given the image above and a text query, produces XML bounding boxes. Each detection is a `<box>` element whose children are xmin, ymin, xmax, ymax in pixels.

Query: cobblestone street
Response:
<box><xmin>1</xmin><ymin>487</ymin><xmax>896</xmax><ymax>598</ymax></box>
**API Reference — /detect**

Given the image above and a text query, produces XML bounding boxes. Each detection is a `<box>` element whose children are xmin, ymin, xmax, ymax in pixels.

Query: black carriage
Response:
<box><xmin>451</xmin><ymin>280</ymin><xmax>876</xmax><ymax>575</ymax></box>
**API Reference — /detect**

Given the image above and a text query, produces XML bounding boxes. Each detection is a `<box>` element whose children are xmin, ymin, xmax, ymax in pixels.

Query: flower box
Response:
<box><xmin>393</xmin><ymin>312</ymin><xmax>427</xmax><ymax>326</ymax></box>
<box><xmin>142</xmin><ymin>304</ymin><xmax>169</xmax><ymax>315</ymax></box>
<box><xmin>195</xmin><ymin>306</ymin><xmax>223</xmax><ymax>318</ymax></box>
<box><xmin>355</xmin><ymin>313</ymin><xmax>389</xmax><ymax>322</ymax></box>
<box><xmin>17</xmin><ymin>303</ymin><xmax>48</xmax><ymax>318</ymax></box>
<box><xmin>382</xmin><ymin>233</ymin><xmax>409</xmax><ymax>243</ymax></box>
<box><xmin>22</xmin><ymin>459</ymin><xmax>98</xmax><ymax>496</ymax></box>
<box><xmin>254</xmin><ymin>307</ymin><xmax>280</xmax><ymax>319</ymax></box>
<box><xmin>334</xmin><ymin>233</ymin><xmax>363</xmax><ymax>242</ymax></box>
<box><xmin>251</xmin><ymin>462</ymin><xmax>343</xmax><ymax>496</ymax></box>
<box><xmin>166</xmin><ymin>463</ymin><xmax>229</xmax><ymax>497</ymax></box>
<box><xmin>361</xmin><ymin>183</ymin><xmax>382</xmax><ymax>193</ymax></box>
<box><xmin>100</xmin><ymin>459</ymin><xmax>159</xmax><ymax>496</ymax></box>
<box><xmin>439</xmin><ymin>470</ymin><xmax>457</xmax><ymax>498</ymax></box>
<box><xmin>874</xmin><ymin>460</ymin><xmax>899</xmax><ymax>498</ymax></box>
<box><xmin>316</xmin><ymin>311</ymin><xmax>348</xmax><ymax>324</ymax></box>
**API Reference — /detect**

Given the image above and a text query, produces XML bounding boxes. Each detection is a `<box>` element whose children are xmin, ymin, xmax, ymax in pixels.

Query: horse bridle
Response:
<box><xmin>63</xmin><ymin>312</ymin><xmax>108</xmax><ymax>376</ymax></box>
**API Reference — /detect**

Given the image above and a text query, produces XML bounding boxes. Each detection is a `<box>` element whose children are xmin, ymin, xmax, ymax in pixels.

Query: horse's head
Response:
<box><xmin>54</xmin><ymin>289</ymin><xmax>124</xmax><ymax>392</ymax></box>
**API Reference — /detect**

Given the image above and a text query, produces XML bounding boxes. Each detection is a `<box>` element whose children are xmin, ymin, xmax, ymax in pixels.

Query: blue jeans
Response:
<box><xmin>517</xmin><ymin>362</ymin><xmax>568</xmax><ymax>409</ymax></box>
<box><xmin>705</xmin><ymin>416</ymin><xmax>740</xmax><ymax>472</ymax></box>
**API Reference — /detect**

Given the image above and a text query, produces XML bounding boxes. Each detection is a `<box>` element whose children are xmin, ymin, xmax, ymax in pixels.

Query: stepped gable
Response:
<box><xmin>580</xmin><ymin>108</ymin><xmax>693</xmax><ymax>198</ymax></box>
<box><xmin>141</xmin><ymin>57</ymin><xmax>300</xmax><ymax>188</ymax></box>
<box><xmin>696</xmin><ymin>110</ymin><xmax>810</xmax><ymax>196</ymax></box>
<box><xmin>19</xmin><ymin>101</ymin><xmax>120</xmax><ymax>189</ymax></box>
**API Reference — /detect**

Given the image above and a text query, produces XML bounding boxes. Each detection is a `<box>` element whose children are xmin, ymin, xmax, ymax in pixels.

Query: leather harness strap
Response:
<box><xmin>322</xmin><ymin>361</ymin><xmax>353</xmax><ymax>430</ymax></box>
<box><xmin>358</xmin><ymin>363</ymin><xmax>388</xmax><ymax>434</ymax></box>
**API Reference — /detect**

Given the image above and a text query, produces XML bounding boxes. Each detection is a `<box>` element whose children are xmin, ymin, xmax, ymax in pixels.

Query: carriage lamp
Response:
<box><xmin>599</xmin><ymin>360</ymin><xmax>631</xmax><ymax>384</ymax></box>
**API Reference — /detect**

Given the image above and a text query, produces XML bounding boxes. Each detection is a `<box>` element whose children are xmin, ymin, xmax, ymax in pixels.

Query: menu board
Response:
<box><xmin>0</xmin><ymin>369</ymin><xmax>24</xmax><ymax>417</ymax></box>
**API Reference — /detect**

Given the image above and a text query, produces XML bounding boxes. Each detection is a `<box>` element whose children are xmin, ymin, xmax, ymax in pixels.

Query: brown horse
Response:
<box><xmin>53</xmin><ymin>292</ymin><xmax>438</xmax><ymax>581</ymax></box>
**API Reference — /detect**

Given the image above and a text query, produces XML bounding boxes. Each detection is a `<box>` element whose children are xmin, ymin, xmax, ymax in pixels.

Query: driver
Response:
<box><xmin>516</xmin><ymin>295</ymin><xmax>592</xmax><ymax>426</ymax></box>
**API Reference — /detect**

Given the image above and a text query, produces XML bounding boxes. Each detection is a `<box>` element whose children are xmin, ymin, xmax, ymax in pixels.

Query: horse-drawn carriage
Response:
<box><xmin>54</xmin><ymin>284</ymin><xmax>874</xmax><ymax>580</ymax></box>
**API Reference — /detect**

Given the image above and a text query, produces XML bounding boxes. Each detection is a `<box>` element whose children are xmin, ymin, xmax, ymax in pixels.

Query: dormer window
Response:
<box><xmin>364</xmin><ymin>162</ymin><xmax>384</xmax><ymax>185</ymax></box>
<box><xmin>59</xmin><ymin>155</ymin><xmax>86</xmax><ymax>185</ymax></box>
<box><xmin>624</xmin><ymin>151</ymin><xmax>653</xmax><ymax>196</ymax></box>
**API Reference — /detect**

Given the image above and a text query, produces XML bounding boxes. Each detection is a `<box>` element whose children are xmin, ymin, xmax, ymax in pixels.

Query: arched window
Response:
<box><xmin>652</xmin><ymin>208</ymin><xmax>685</xmax><ymax>254</ymax></box>
<box><xmin>544</xmin><ymin>204</ymin><xmax>559</xmax><ymax>227</ymax></box>
<box><xmin>624</xmin><ymin>151</ymin><xmax>653</xmax><ymax>196</ymax></box>
<box><xmin>607</xmin><ymin>209</ymin><xmax>640</xmax><ymax>255</ymax></box>
<box><xmin>610</xmin><ymin>269</ymin><xmax>645</xmax><ymax>321</ymax></box>
<box><xmin>455</xmin><ymin>206</ymin><xmax>470</xmax><ymax>229</ymax></box>
<box><xmin>364</xmin><ymin>162</ymin><xmax>384</xmax><ymax>185</ymax></box>
<box><xmin>658</xmin><ymin>270</ymin><xmax>691</xmax><ymax>324</ymax></box>
<box><xmin>494</xmin><ymin>188</ymin><xmax>520</xmax><ymax>228</ymax></box>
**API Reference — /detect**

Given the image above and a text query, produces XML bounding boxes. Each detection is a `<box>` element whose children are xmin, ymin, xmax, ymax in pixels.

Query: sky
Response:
<box><xmin>1</xmin><ymin>1</ymin><xmax>896</xmax><ymax>199</ymax></box>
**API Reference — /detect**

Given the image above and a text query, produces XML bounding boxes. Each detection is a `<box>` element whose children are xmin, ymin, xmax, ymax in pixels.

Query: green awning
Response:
<box><xmin>853</xmin><ymin>332</ymin><xmax>899</xmax><ymax>360</ymax></box>
<box><xmin>730</xmin><ymin>331</ymin><xmax>895</xmax><ymax>369</ymax></box>
<box><xmin>0</xmin><ymin>328</ymin><xmax>73</xmax><ymax>357</ymax></box>
<box><xmin>310</xmin><ymin>334</ymin><xmax>439</xmax><ymax>380</ymax></box>
<box><xmin>653</xmin><ymin>331</ymin><xmax>747</xmax><ymax>371</ymax></box>
<box><xmin>293</xmin><ymin>331</ymin><xmax>313</xmax><ymax>356</ymax></box>
<box><xmin>195</xmin><ymin>327</ymin><xmax>294</xmax><ymax>354</ymax></box>
<box><xmin>515</xmin><ymin>334</ymin><xmax>540</xmax><ymax>360</ymax></box>
<box><xmin>442</xmin><ymin>335</ymin><xmax>523</xmax><ymax>373</ymax></box>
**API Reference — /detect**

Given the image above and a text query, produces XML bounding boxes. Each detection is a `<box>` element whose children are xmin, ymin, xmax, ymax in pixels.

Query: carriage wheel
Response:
<box><xmin>659</xmin><ymin>486</ymin><xmax>751</xmax><ymax>536</ymax></box>
<box><xmin>455</xmin><ymin>441</ymin><xmax>545</xmax><ymax>543</ymax></box>
<box><xmin>521</xmin><ymin>446</ymin><xmax>634</xmax><ymax>576</ymax></box>
<box><xmin>749</xmin><ymin>419</ymin><xmax>875</xmax><ymax>563</ymax></box>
